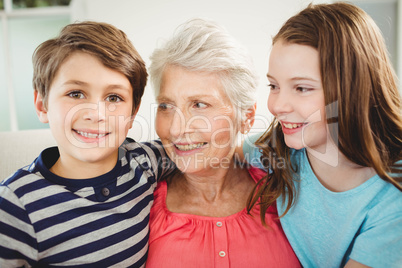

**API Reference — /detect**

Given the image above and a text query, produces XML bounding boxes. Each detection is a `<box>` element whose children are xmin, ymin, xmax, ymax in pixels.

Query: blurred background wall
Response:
<box><xmin>0</xmin><ymin>0</ymin><xmax>399</xmax><ymax>141</ymax></box>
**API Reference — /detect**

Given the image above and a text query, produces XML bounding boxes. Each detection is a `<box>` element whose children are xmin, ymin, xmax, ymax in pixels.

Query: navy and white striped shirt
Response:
<box><xmin>0</xmin><ymin>140</ymin><xmax>170</xmax><ymax>267</ymax></box>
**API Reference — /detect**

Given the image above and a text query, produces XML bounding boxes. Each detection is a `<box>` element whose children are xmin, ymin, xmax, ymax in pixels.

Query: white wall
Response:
<box><xmin>70</xmin><ymin>0</ymin><xmax>330</xmax><ymax>141</ymax></box>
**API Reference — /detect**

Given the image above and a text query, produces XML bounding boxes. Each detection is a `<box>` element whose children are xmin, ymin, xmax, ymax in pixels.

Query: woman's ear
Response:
<box><xmin>241</xmin><ymin>103</ymin><xmax>256</xmax><ymax>134</ymax></box>
<box><xmin>34</xmin><ymin>90</ymin><xmax>49</xmax><ymax>123</ymax></box>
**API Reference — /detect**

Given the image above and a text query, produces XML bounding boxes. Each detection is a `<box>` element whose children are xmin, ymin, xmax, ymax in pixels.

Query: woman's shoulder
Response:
<box><xmin>151</xmin><ymin>180</ymin><xmax>168</xmax><ymax>214</ymax></box>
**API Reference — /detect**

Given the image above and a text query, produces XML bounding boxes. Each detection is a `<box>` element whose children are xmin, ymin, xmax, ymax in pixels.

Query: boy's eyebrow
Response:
<box><xmin>62</xmin><ymin>80</ymin><xmax>88</xmax><ymax>87</ymax></box>
<box><xmin>61</xmin><ymin>80</ymin><xmax>131</xmax><ymax>91</ymax></box>
<box><xmin>106</xmin><ymin>84</ymin><xmax>131</xmax><ymax>92</ymax></box>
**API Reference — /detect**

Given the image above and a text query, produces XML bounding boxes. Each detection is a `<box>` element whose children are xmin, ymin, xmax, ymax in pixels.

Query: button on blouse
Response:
<box><xmin>146</xmin><ymin>167</ymin><xmax>301</xmax><ymax>268</ymax></box>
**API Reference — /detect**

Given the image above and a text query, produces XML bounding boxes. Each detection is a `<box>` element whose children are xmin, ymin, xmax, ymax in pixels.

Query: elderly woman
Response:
<box><xmin>146</xmin><ymin>18</ymin><xmax>300</xmax><ymax>267</ymax></box>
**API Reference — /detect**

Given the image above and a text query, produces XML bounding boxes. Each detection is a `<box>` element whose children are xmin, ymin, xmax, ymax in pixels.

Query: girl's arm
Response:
<box><xmin>344</xmin><ymin>259</ymin><xmax>371</xmax><ymax>268</ymax></box>
<box><xmin>236</xmin><ymin>133</ymin><xmax>265</xmax><ymax>170</ymax></box>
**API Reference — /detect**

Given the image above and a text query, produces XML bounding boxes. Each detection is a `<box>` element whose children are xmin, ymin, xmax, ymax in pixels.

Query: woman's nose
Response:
<box><xmin>169</xmin><ymin>108</ymin><xmax>186</xmax><ymax>138</ymax></box>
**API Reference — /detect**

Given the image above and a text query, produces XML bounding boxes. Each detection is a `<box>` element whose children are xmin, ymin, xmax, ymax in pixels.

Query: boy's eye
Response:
<box><xmin>68</xmin><ymin>91</ymin><xmax>84</xmax><ymax>99</ymax></box>
<box><xmin>106</xmin><ymin>95</ymin><xmax>122</xmax><ymax>103</ymax></box>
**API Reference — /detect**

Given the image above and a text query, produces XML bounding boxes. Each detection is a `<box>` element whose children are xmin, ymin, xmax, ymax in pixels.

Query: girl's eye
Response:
<box><xmin>158</xmin><ymin>103</ymin><xmax>174</xmax><ymax>111</ymax></box>
<box><xmin>193</xmin><ymin>102</ymin><xmax>208</xmax><ymax>109</ymax></box>
<box><xmin>106</xmin><ymin>94</ymin><xmax>122</xmax><ymax>103</ymax></box>
<box><xmin>268</xmin><ymin>84</ymin><xmax>278</xmax><ymax>91</ymax></box>
<box><xmin>296</xmin><ymin>86</ymin><xmax>312</xmax><ymax>93</ymax></box>
<box><xmin>68</xmin><ymin>91</ymin><xmax>84</xmax><ymax>99</ymax></box>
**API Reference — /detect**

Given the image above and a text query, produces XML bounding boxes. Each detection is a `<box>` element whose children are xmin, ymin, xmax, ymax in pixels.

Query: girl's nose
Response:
<box><xmin>268</xmin><ymin>90</ymin><xmax>293</xmax><ymax>116</ymax></box>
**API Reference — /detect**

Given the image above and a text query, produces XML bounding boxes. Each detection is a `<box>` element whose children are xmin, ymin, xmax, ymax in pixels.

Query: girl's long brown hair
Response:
<box><xmin>247</xmin><ymin>2</ymin><xmax>402</xmax><ymax>225</ymax></box>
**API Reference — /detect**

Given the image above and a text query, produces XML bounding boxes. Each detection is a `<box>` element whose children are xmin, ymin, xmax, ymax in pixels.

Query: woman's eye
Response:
<box><xmin>193</xmin><ymin>102</ymin><xmax>207</xmax><ymax>109</ymax></box>
<box><xmin>68</xmin><ymin>91</ymin><xmax>84</xmax><ymax>99</ymax></box>
<box><xmin>106</xmin><ymin>95</ymin><xmax>122</xmax><ymax>103</ymax></box>
<box><xmin>158</xmin><ymin>103</ymin><xmax>173</xmax><ymax>111</ymax></box>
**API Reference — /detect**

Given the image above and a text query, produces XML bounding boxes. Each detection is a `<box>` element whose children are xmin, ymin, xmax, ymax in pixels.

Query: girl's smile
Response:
<box><xmin>280</xmin><ymin>121</ymin><xmax>309</xmax><ymax>135</ymax></box>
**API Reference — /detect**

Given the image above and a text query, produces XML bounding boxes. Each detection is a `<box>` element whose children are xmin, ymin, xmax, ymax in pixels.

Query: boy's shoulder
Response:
<box><xmin>121</xmin><ymin>139</ymin><xmax>173</xmax><ymax>180</ymax></box>
<box><xmin>1</xmin><ymin>149</ymin><xmax>50</xmax><ymax>194</ymax></box>
<box><xmin>121</xmin><ymin>138</ymin><xmax>163</xmax><ymax>152</ymax></box>
<box><xmin>121</xmin><ymin>139</ymin><xmax>164</xmax><ymax>160</ymax></box>
<box><xmin>1</xmin><ymin>166</ymin><xmax>35</xmax><ymax>187</ymax></box>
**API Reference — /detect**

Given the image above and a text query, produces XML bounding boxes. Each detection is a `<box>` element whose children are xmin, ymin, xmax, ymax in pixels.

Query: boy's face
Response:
<box><xmin>35</xmin><ymin>51</ymin><xmax>136</xmax><ymax>174</ymax></box>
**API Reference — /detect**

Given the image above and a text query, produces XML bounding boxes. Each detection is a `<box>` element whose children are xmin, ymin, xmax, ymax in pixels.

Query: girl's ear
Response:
<box><xmin>241</xmin><ymin>103</ymin><xmax>256</xmax><ymax>134</ymax></box>
<box><xmin>34</xmin><ymin>90</ymin><xmax>49</xmax><ymax>123</ymax></box>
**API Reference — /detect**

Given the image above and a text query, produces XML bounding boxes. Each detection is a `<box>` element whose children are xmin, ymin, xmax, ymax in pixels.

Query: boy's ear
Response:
<box><xmin>128</xmin><ymin>101</ymin><xmax>141</xmax><ymax>129</ymax></box>
<box><xmin>34</xmin><ymin>90</ymin><xmax>49</xmax><ymax>123</ymax></box>
<box><xmin>241</xmin><ymin>103</ymin><xmax>256</xmax><ymax>134</ymax></box>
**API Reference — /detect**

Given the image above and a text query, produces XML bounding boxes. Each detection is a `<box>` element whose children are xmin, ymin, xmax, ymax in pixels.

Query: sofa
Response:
<box><xmin>0</xmin><ymin>128</ymin><xmax>143</xmax><ymax>180</ymax></box>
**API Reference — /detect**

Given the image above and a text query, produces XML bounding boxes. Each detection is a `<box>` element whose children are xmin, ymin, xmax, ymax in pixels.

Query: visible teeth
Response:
<box><xmin>76</xmin><ymin>131</ymin><xmax>107</xmax><ymax>138</ymax></box>
<box><xmin>283</xmin><ymin>123</ymin><xmax>303</xmax><ymax>129</ymax></box>
<box><xmin>175</xmin><ymin>143</ymin><xmax>205</xmax><ymax>151</ymax></box>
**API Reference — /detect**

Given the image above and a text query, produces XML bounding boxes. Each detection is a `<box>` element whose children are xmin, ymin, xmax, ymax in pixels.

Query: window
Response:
<box><xmin>0</xmin><ymin>0</ymin><xmax>70</xmax><ymax>131</ymax></box>
<box><xmin>12</xmin><ymin>0</ymin><xmax>71</xmax><ymax>9</ymax></box>
<box><xmin>351</xmin><ymin>0</ymin><xmax>398</xmax><ymax>72</ymax></box>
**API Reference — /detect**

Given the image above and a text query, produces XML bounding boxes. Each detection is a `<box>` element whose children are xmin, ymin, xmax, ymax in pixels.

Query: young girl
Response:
<box><xmin>243</xmin><ymin>2</ymin><xmax>402</xmax><ymax>268</ymax></box>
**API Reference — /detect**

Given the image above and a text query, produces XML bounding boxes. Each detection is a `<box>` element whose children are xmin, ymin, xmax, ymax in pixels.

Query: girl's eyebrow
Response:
<box><xmin>267</xmin><ymin>74</ymin><xmax>320</xmax><ymax>83</ymax></box>
<box><xmin>290</xmin><ymin>76</ymin><xmax>320</xmax><ymax>82</ymax></box>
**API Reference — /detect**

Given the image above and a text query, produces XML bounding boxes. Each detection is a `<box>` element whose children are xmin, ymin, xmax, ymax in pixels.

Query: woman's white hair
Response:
<box><xmin>149</xmin><ymin>18</ymin><xmax>258</xmax><ymax>121</ymax></box>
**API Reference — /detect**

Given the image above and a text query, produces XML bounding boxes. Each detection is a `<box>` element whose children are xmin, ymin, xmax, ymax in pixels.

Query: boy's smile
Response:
<box><xmin>34</xmin><ymin>52</ymin><xmax>136</xmax><ymax>179</ymax></box>
<box><xmin>73</xmin><ymin>128</ymin><xmax>110</xmax><ymax>143</ymax></box>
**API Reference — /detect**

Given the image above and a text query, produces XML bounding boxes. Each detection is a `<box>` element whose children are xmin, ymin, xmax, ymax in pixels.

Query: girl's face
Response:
<box><xmin>267</xmin><ymin>40</ymin><xmax>328</xmax><ymax>152</ymax></box>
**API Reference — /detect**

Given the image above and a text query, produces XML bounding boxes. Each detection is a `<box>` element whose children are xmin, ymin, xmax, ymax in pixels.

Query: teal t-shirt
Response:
<box><xmin>243</xmin><ymin>134</ymin><xmax>402</xmax><ymax>267</ymax></box>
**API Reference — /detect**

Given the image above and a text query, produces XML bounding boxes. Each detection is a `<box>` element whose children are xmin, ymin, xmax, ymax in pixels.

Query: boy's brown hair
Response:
<box><xmin>32</xmin><ymin>21</ymin><xmax>147</xmax><ymax>113</ymax></box>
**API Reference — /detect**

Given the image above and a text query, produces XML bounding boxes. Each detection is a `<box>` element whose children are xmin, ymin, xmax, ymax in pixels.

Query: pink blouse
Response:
<box><xmin>146</xmin><ymin>167</ymin><xmax>300</xmax><ymax>267</ymax></box>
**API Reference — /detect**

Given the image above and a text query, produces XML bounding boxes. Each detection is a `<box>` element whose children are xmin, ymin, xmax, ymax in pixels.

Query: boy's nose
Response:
<box><xmin>82</xmin><ymin>101</ymin><xmax>106</xmax><ymax>122</ymax></box>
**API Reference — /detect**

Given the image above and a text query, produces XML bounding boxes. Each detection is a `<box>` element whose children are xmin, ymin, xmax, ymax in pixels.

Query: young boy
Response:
<box><xmin>0</xmin><ymin>21</ymin><xmax>169</xmax><ymax>267</ymax></box>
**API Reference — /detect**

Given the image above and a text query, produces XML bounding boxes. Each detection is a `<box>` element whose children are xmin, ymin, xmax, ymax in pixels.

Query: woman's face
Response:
<box><xmin>155</xmin><ymin>65</ymin><xmax>239</xmax><ymax>175</ymax></box>
<box><xmin>267</xmin><ymin>40</ymin><xmax>328</xmax><ymax>152</ymax></box>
